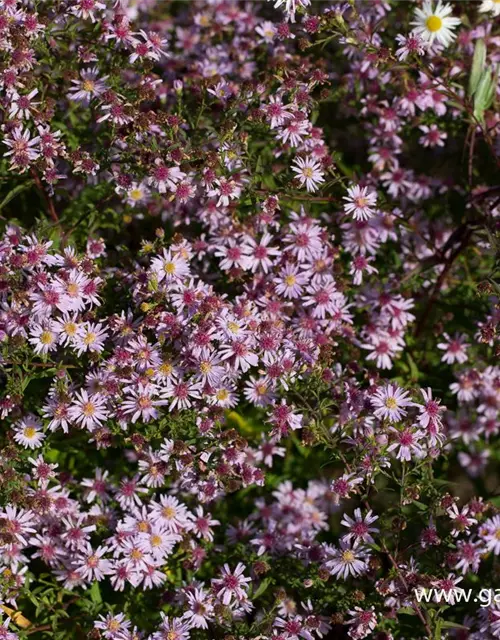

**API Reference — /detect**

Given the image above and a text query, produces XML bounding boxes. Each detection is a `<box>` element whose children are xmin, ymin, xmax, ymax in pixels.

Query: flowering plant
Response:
<box><xmin>0</xmin><ymin>0</ymin><xmax>499</xmax><ymax>639</ymax></box>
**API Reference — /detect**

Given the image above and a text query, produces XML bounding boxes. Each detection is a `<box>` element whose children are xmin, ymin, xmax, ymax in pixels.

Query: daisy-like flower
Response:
<box><xmin>292</xmin><ymin>155</ymin><xmax>325</xmax><ymax>193</ymax></box>
<box><xmin>150</xmin><ymin>495</ymin><xmax>193</xmax><ymax>534</ymax></box>
<box><xmin>148</xmin><ymin>159</ymin><xmax>185</xmax><ymax>194</ymax></box>
<box><xmin>437</xmin><ymin>332</ymin><xmax>469</xmax><ymax>365</ymax></box>
<box><xmin>341</xmin><ymin>508</ymin><xmax>379</xmax><ymax>545</ymax></box>
<box><xmin>324</xmin><ymin>542</ymin><xmax>370</xmax><ymax>580</ymax></box>
<box><xmin>68</xmin><ymin>389</ymin><xmax>109</xmax><ymax>431</ymax></box>
<box><xmin>431</xmin><ymin>574</ymin><xmax>463</xmax><ymax>605</ymax></box>
<box><xmin>0</xmin><ymin>505</ymin><xmax>36</xmax><ymax>545</ymax></box>
<box><xmin>137</xmin><ymin>526</ymin><xmax>181</xmax><ymax>561</ymax></box>
<box><xmin>387</xmin><ymin>426</ymin><xmax>425</xmax><ymax>461</ymax></box>
<box><xmin>212</xmin><ymin>562</ymin><xmax>251</xmax><ymax>605</ymax></box>
<box><xmin>125</xmin><ymin>181</ymin><xmax>150</xmax><ymax>207</ymax></box>
<box><xmin>94</xmin><ymin>613</ymin><xmax>130</xmax><ymax>640</ymax></box>
<box><xmin>349</xmin><ymin>254</ymin><xmax>378</xmax><ymax>285</ymax></box>
<box><xmin>52</xmin><ymin>314</ymin><xmax>80</xmax><ymax>347</ymax></box>
<box><xmin>265</xmin><ymin>95</ymin><xmax>293</xmax><ymax>129</ymax></box>
<box><xmin>191</xmin><ymin>506</ymin><xmax>220</xmax><ymax>542</ymax></box>
<box><xmin>184</xmin><ymin>587</ymin><xmax>215</xmax><ymax>629</ymax></box>
<box><xmin>75</xmin><ymin>544</ymin><xmax>112</xmax><ymax>582</ymax></box>
<box><xmin>276</xmin><ymin>118</ymin><xmax>310</xmax><ymax>147</ymax></box>
<box><xmin>159</xmin><ymin>379</ymin><xmax>202</xmax><ymax>411</ymax></box>
<box><xmin>447</xmin><ymin>503</ymin><xmax>477</xmax><ymax>538</ymax></box>
<box><xmin>482</xmin><ymin>515</ymin><xmax>500</xmax><ymax>555</ymax></box>
<box><xmin>395</xmin><ymin>33</ymin><xmax>427</xmax><ymax>61</ymax></box>
<box><xmin>71</xmin><ymin>0</ymin><xmax>106</xmax><ymax>23</ymax></box>
<box><xmin>74</xmin><ymin>322</ymin><xmax>108</xmax><ymax>357</ymax></box>
<box><xmin>271</xmin><ymin>0</ymin><xmax>311</xmax><ymax>23</ymax></box>
<box><xmin>418</xmin><ymin>387</ymin><xmax>445</xmax><ymax>429</ymax></box>
<box><xmin>274</xmin><ymin>263</ymin><xmax>309</xmax><ymax>299</ymax></box>
<box><xmin>207</xmin><ymin>177</ymin><xmax>241</xmax><ymax>207</ymax></box>
<box><xmin>28</xmin><ymin>322</ymin><xmax>59</xmax><ymax>355</ymax></box>
<box><xmin>343</xmin><ymin>185</ymin><xmax>377</xmax><ymax>221</ymax></box>
<box><xmin>372</xmin><ymin>384</ymin><xmax>415</xmax><ymax>422</ymax></box>
<box><xmin>9</xmin><ymin>88</ymin><xmax>40</xmax><ymax>120</ymax></box>
<box><xmin>121</xmin><ymin>385</ymin><xmax>160</xmax><ymax>424</ymax></box>
<box><xmin>68</xmin><ymin>68</ymin><xmax>108</xmax><ymax>105</ymax></box>
<box><xmin>411</xmin><ymin>1</ymin><xmax>461</xmax><ymax>47</ymax></box>
<box><xmin>479</xmin><ymin>0</ymin><xmax>500</xmax><ymax>16</ymax></box>
<box><xmin>419</xmin><ymin>124</ymin><xmax>447</xmax><ymax>148</ymax></box>
<box><xmin>13</xmin><ymin>415</ymin><xmax>45</xmax><ymax>449</ymax></box>
<box><xmin>150</xmin><ymin>249</ymin><xmax>190</xmax><ymax>283</ymax></box>
<box><xmin>3</xmin><ymin>127</ymin><xmax>41</xmax><ymax>171</ymax></box>
<box><xmin>256</xmin><ymin>21</ymin><xmax>277</xmax><ymax>44</ymax></box>
<box><xmin>245</xmin><ymin>233</ymin><xmax>280</xmax><ymax>274</ymax></box>
<box><xmin>346</xmin><ymin>607</ymin><xmax>377</xmax><ymax>639</ymax></box>
<box><xmin>454</xmin><ymin>540</ymin><xmax>483</xmax><ymax>574</ymax></box>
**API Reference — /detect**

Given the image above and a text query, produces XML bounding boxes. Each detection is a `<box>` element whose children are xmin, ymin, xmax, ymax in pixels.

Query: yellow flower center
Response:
<box><xmin>495</xmin><ymin>529</ymin><xmax>500</xmax><ymax>540</ymax></box>
<box><xmin>385</xmin><ymin>397</ymin><xmax>398</xmax><ymax>409</ymax></box>
<box><xmin>341</xmin><ymin>550</ymin><xmax>355</xmax><ymax>563</ymax></box>
<box><xmin>82</xmin><ymin>401</ymin><xmax>95</xmax><ymax>417</ymax></box>
<box><xmin>129</xmin><ymin>189</ymin><xmax>143</xmax><ymax>201</ymax></box>
<box><xmin>216</xmin><ymin>389</ymin><xmax>229</xmax><ymax>401</ymax></box>
<box><xmin>109</xmin><ymin>620</ymin><xmax>121</xmax><ymax>632</ymax></box>
<box><xmin>200</xmin><ymin>361</ymin><xmax>212</xmax><ymax>374</ymax></box>
<box><xmin>84</xmin><ymin>332</ymin><xmax>96</xmax><ymax>345</ymax></box>
<box><xmin>162</xmin><ymin>506</ymin><xmax>176</xmax><ymax>519</ymax></box>
<box><xmin>40</xmin><ymin>330</ymin><xmax>54</xmax><ymax>345</ymax></box>
<box><xmin>426</xmin><ymin>15</ymin><xmax>443</xmax><ymax>32</ymax></box>
<box><xmin>64</xmin><ymin>322</ymin><xmax>77</xmax><ymax>336</ymax></box>
<box><xmin>285</xmin><ymin>274</ymin><xmax>296</xmax><ymax>286</ymax></box>
<box><xmin>227</xmin><ymin>321</ymin><xmax>239</xmax><ymax>334</ymax></box>
<box><xmin>67</xmin><ymin>282</ymin><xmax>79</xmax><ymax>296</ymax></box>
<box><xmin>130</xmin><ymin>549</ymin><xmax>143</xmax><ymax>561</ymax></box>
<box><xmin>137</xmin><ymin>520</ymin><xmax>149</xmax><ymax>532</ymax></box>
<box><xmin>82</xmin><ymin>79</ymin><xmax>95</xmax><ymax>92</ymax></box>
<box><xmin>302</xmin><ymin>167</ymin><xmax>313</xmax><ymax>178</ymax></box>
<box><xmin>23</xmin><ymin>427</ymin><xmax>37</xmax><ymax>439</ymax></box>
<box><xmin>159</xmin><ymin>363</ymin><xmax>173</xmax><ymax>376</ymax></box>
<box><xmin>164</xmin><ymin>261</ymin><xmax>176</xmax><ymax>274</ymax></box>
<box><xmin>151</xmin><ymin>534</ymin><xmax>162</xmax><ymax>547</ymax></box>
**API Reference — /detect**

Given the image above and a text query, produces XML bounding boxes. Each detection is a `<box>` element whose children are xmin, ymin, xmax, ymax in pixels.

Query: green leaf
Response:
<box><xmin>474</xmin><ymin>69</ymin><xmax>494</xmax><ymax>123</ymax></box>
<box><xmin>440</xmin><ymin>621</ymin><xmax>470</xmax><ymax>630</ymax></box>
<box><xmin>397</xmin><ymin>606</ymin><xmax>417</xmax><ymax>616</ymax></box>
<box><xmin>469</xmin><ymin>39</ymin><xmax>486</xmax><ymax>96</ymax></box>
<box><xmin>253</xmin><ymin>578</ymin><xmax>271</xmax><ymax>599</ymax></box>
<box><xmin>88</xmin><ymin>581</ymin><xmax>102</xmax><ymax>605</ymax></box>
<box><xmin>0</xmin><ymin>181</ymin><xmax>34</xmax><ymax>211</ymax></box>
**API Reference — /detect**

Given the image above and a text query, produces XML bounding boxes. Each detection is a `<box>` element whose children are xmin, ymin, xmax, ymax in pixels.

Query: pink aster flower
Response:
<box><xmin>372</xmin><ymin>384</ymin><xmax>416</xmax><ymax>422</ymax></box>
<box><xmin>292</xmin><ymin>155</ymin><xmax>325</xmax><ymax>192</ymax></box>
<box><xmin>323</xmin><ymin>542</ymin><xmax>370</xmax><ymax>580</ymax></box>
<box><xmin>343</xmin><ymin>185</ymin><xmax>378</xmax><ymax>221</ymax></box>
<box><xmin>212</xmin><ymin>562</ymin><xmax>251</xmax><ymax>605</ymax></box>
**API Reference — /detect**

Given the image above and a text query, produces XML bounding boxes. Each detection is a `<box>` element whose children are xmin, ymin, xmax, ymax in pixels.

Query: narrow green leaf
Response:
<box><xmin>253</xmin><ymin>578</ymin><xmax>271</xmax><ymax>599</ymax></box>
<box><xmin>469</xmin><ymin>39</ymin><xmax>486</xmax><ymax>96</ymax></box>
<box><xmin>0</xmin><ymin>181</ymin><xmax>34</xmax><ymax>211</ymax></box>
<box><xmin>473</xmin><ymin>69</ymin><xmax>494</xmax><ymax>123</ymax></box>
<box><xmin>88</xmin><ymin>581</ymin><xmax>102</xmax><ymax>605</ymax></box>
<box><xmin>441</xmin><ymin>621</ymin><xmax>470</xmax><ymax>630</ymax></box>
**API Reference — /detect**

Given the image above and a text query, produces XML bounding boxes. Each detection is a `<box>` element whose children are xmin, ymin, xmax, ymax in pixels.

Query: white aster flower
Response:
<box><xmin>291</xmin><ymin>155</ymin><xmax>325</xmax><ymax>193</ymax></box>
<box><xmin>479</xmin><ymin>0</ymin><xmax>500</xmax><ymax>16</ymax></box>
<box><xmin>411</xmin><ymin>1</ymin><xmax>461</xmax><ymax>47</ymax></box>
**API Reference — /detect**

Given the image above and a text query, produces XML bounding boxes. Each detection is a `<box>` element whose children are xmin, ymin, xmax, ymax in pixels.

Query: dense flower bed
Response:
<box><xmin>0</xmin><ymin>0</ymin><xmax>499</xmax><ymax>638</ymax></box>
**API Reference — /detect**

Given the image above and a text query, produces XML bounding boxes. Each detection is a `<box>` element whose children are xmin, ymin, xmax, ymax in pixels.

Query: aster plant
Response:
<box><xmin>0</xmin><ymin>1</ymin><xmax>499</xmax><ymax>639</ymax></box>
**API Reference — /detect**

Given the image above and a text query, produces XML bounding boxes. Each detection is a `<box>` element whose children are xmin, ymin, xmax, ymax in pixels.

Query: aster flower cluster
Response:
<box><xmin>0</xmin><ymin>0</ymin><xmax>499</xmax><ymax>639</ymax></box>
